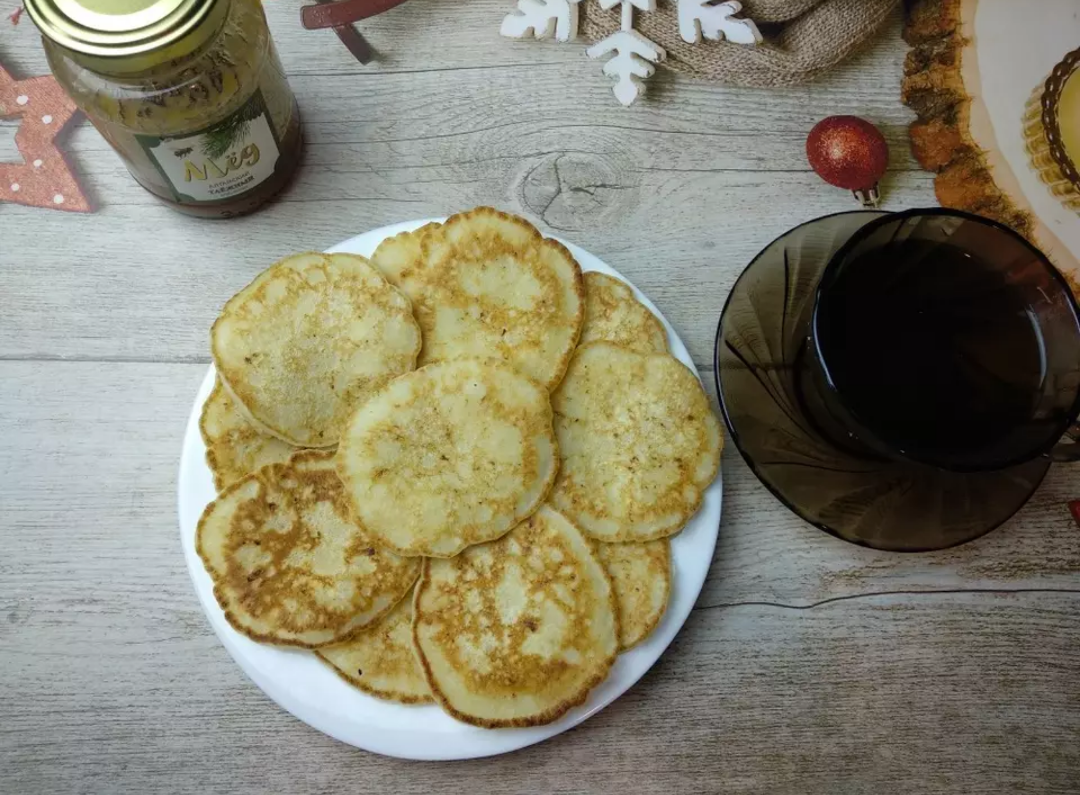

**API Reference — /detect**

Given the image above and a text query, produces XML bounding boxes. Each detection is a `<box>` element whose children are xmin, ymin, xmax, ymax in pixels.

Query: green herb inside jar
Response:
<box><xmin>28</xmin><ymin>0</ymin><xmax>302</xmax><ymax>217</ymax></box>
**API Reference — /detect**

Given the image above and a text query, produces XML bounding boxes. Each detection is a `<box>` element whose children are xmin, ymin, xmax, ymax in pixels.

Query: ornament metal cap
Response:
<box><xmin>852</xmin><ymin>185</ymin><xmax>881</xmax><ymax>208</ymax></box>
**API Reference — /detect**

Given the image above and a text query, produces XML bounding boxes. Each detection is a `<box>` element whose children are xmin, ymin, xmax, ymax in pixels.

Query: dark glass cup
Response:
<box><xmin>715</xmin><ymin>208</ymin><xmax>1080</xmax><ymax>551</ymax></box>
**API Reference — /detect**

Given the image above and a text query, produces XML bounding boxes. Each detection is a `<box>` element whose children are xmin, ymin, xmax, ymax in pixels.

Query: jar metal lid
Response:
<box><xmin>25</xmin><ymin>0</ymin><xmax>220</xmax><ymax>58</ymax></box>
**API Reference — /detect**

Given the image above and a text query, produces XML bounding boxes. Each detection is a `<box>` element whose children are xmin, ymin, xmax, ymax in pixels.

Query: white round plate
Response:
<box><xmin>178</xmin><ymin>219</ymin><xmax>723</xmax><ymax>760</ymax></box>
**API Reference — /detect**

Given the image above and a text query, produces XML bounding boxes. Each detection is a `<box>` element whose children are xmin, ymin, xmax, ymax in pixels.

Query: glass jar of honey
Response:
<box><xmin>25</xmin><ymin>0</ymin><xmax>302</xmax><ymax>218</ymax></box>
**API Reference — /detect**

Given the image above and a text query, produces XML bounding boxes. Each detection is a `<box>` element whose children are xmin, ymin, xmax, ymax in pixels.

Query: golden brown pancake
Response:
<box><xmin>196</xmin><ymin>450</ymin><xmax>421</xmax><ymax>648</ymax></box>
<box><xmin>211</xmin><ymin>252</ymin><xmax>421</xmax><ymax>447</ymax></box>
<box><xmin>317</xmin><ymin>589</ymin><xmax>433</xmax><ymax>704</ymax></box>
<box><xmin>200</xmin><ymin>378</ymin><xmax>298</xmax><ymax>491</ymax></box>
<box><xmin>580</xmin><ymin>272</ymin><xmax>668</xmax><ymax>354</ymax></box>
<box><xmin>594</xmin><ymin>539</ymin><xmax>671</xmax><ymax>650</ymax></box>
<box><xmin>413</xmin><ymin>505</ymin><xmax>618</xmax><ymax>728</ymax></box>
<box><xmin>372</xmin><ymin>208</ymin><xmax>584</xmax><ymax>391</ymax></box>
<box><xmin>368</xmin><ymin>222</ymin><xmax>441</xmax><ymax>282</ymax></box>
<box><xmin>336</xmin><ymin>358</ymin><xmax>558</xmax><ymax>558</ymax></box>
<box><xmin>550</xmin><ymin>342</ymin><xmax>723</xmax><ymax>541</ymax></box>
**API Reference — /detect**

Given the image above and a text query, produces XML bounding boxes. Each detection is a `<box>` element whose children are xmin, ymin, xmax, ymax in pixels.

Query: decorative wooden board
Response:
<box><xmin>902</xmin><ymin>0</ymin><xmax>1080</xmax><ymax>295</ymax></box>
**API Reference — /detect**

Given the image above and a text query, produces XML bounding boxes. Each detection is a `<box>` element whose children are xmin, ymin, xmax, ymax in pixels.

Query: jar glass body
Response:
<box><xmin>44</xmin><ymin>0</ymin><xmax>302</xmax><ymax>218</ymax></box>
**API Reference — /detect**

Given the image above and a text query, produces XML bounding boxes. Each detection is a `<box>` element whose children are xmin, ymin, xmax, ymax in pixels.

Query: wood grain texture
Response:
<box><xmin>1</xmin><ymin>3</ymin><xmax>932</xmax><ymax>370</ymax></box>
<box><xmin>3</xmin><ymin>3</ymin><xmax>1080</xmax><ymax>791</ymax></box>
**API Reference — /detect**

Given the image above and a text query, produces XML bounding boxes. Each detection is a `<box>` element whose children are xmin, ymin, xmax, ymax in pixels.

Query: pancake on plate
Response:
<box><xmin>317</xmin><ymin>589</ymin><xmax>433</xmax><ymax>704</ymax></box>
<box><xmin>200</xmin><ymin>378</ymin><xmax>298</xmax><ymax>491</ymax></box>
<box><xmin>336</xmin><ymin>358</ymin><xmax>558</xmax><ymax>558</ymax></box>
<box><xmin>594</xmin><ymin>539</ymin><xmax>671</xmax><ymax>650</ymax></box>
<box><xmin>550</xmin><ymin>342</ymin><xmax>723</xmax><ymax>542</ymax></box>
<box><xmin>580</xmin><ymin>272</ymin><xmax>669</xmax><ymax>354</ymax></box>
<box><xmin>371</xmin><ymin>208</ymin><xmax>584</xmax><ymax>391</ymax></box>
<box><xmin>369</xmin><ymin>221</ymin><xmax>441</xmax><ymax>281</ymax></box>
<box><xmin>211</xmin><ymin>252</ymin><xmax>422</xmax><ymax>447</ymax></box>
<box><xmin>412</xmin><ymin>505</ymin><xmax>618</xmax><ymax>728</ymax></box>
<box><xmin>197</xmin><ymin>450</ymin><xmax>421</xmax><ymax>648</ymax></box>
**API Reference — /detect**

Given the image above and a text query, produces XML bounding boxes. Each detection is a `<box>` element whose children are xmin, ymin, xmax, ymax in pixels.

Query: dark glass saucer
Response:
<box><xmin>713</xmin><ymin>211</ymin><xmax>1051</xmax><ymax>552</ymax></box>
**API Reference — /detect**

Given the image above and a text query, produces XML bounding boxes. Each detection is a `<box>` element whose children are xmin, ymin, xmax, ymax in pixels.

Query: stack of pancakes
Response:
<box><xmin>196</xmin><ymin>208</ymin><xmax>723</xmax><ymax>729</ymax></box>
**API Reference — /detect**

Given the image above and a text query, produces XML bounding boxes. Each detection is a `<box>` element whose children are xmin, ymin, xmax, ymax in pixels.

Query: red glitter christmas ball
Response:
<box><xmin>806</xmin><ymin>116</ymin><xmax>889</xmax><ymax>203</ymax></box>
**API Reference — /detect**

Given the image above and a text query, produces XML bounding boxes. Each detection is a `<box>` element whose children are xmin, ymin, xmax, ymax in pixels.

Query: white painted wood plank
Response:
<box><xmin>2</xmin><ymin>361</ymin><xmax>1078</xmax><ymax>611</ymax></box>
<box><xmin>2</xmin><ymin>0</ymin><xmax>911</xmax><ymax>92</ymax></box>
<box><xmin>11</xmin><ymin>585</ymin><xmax>1079</xmax><ymax>794</ymax></box>
<box><xmin>0</xmin><ymin>12</ymin><xmax>932</xmax><ymax>368</ymax></box>
<box><xmin>2</xmin><ymin>376</ymin><xmax>1077</xmax><ymax>795</ymax></box>
<box><xmin>0</xmin><ymin>166</ymin><xmax>935</xmax><ymax>367</ymax></box>
<box><xmin>4</xmin><ymin>4</ymin><xmax>1078</xmax><ymax>791</ymax></box>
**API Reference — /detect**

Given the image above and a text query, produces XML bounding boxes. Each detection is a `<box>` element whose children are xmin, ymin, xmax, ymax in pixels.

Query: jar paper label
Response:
<box><xmin>137</xmin><ymin>91</ymin><xmax>281</xmax><ymax>204</ymax></box>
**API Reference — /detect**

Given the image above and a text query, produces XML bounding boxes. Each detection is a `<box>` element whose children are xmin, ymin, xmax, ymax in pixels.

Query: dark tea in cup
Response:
<box><xmin>808</xmin><ymin>209</ymin><xmax>1080</xmax><ymax>471</ymax></box>
<box><xmin>716</xmin><ymin>208</ymin><xmax>1080</xmax><ymax>550</ymax></box>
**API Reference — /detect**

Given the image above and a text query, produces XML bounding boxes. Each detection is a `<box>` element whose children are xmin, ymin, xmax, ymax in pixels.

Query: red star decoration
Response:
<box><xmin>0</xmin><ymin>64</ymin><xmax>91</xmax><ymax>212</ymax></box>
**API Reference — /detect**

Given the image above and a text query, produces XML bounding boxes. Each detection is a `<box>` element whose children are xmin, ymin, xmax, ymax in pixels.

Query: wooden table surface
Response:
<box><xmin>3</xmin><ymin>4</ymin><xmax>1079</xmax><ymax>793</ymax></box>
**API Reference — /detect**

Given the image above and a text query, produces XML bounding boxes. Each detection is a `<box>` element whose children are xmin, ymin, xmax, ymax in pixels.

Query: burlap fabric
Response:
<box><xmin>580</xmin><ymin>0</ymin><xmax>900</xmax><ymax>87</ymax></box>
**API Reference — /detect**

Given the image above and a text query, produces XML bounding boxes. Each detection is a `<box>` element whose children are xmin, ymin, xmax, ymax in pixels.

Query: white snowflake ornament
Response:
<box><xmin>677</xmin><ymin>0</ymin><xmax>761</xmax><ymax>45</ymax></box>
<box><xmin>501</xmin><ymin>0</ymin><xmax>583</xmax><ymax>43</ymax></box>
<box><xmin>597</xmin><ymin>0</ymin><xmax>654</xmax><ymax>11</ymax></box>
<box><xmin>500</xmin><ymin>0</ymin><xmax>759</xmax><ymax>106</ymax></box>
<box><xmin>586</xmin><ymin>24</ymin><xmax>666</xmax><ymax>107</ymax></box>
<box><xmin>588</xmin><ymin>0</ymin><xmax>665</xmax><ymax>106</ymax></box>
